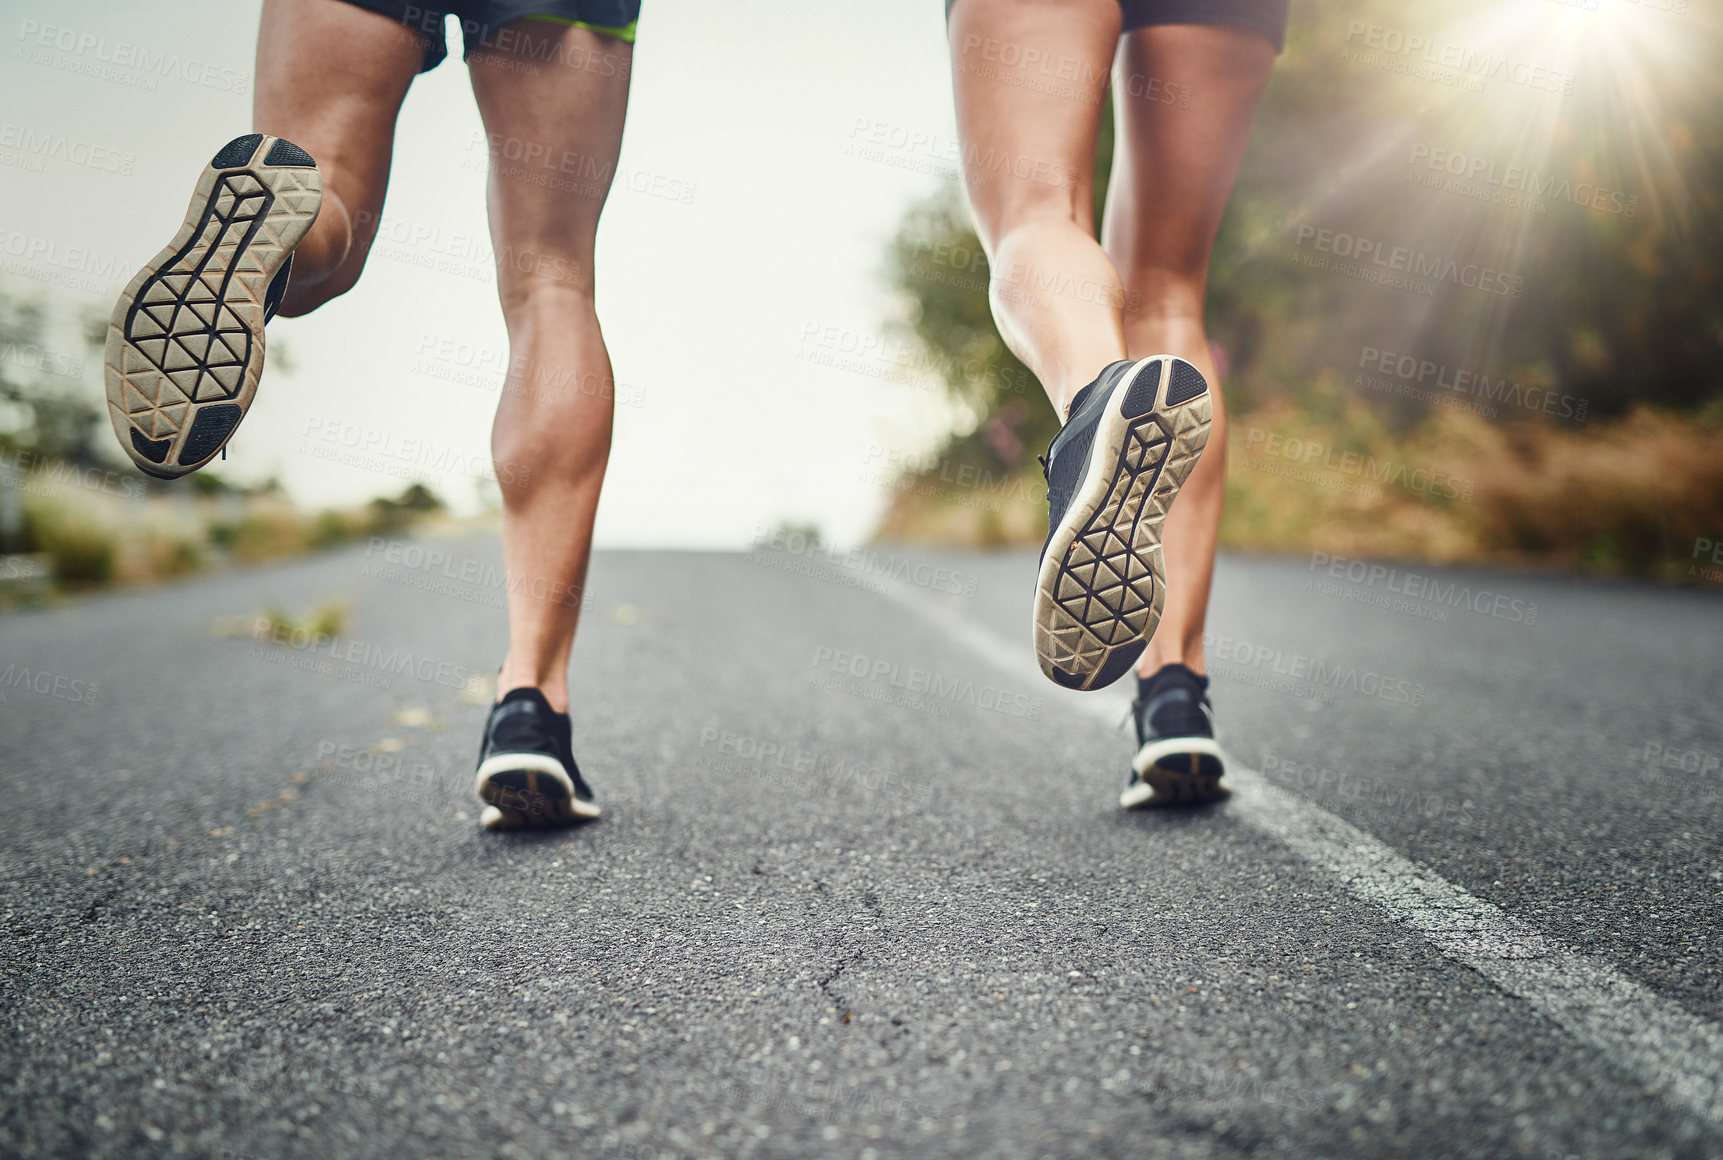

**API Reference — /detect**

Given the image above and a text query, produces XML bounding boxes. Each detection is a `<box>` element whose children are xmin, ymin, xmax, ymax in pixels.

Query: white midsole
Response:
<box><xmin>1131</xmin><ymin>734</ymin><xmax>1228</xmax><ymax>777</ymax></box>
<box><xmin>1033</xmin><ymin>358</ymin><xmax>1165</xmax><ymax>614</ymax></box>
<box><xmin>1119</xmin><ymin>782</ymin><xmax>1157</xmax><ymax>808</ymax></box>
<box><xmin>1121</xmin><ymin>737</ymin><xmax>1229</xmax><ymax>807</ymax></box>
<box><xmin>473</xmin><ymin>752</ymin><xmax>600</xmax><ymax>818</ymax></box>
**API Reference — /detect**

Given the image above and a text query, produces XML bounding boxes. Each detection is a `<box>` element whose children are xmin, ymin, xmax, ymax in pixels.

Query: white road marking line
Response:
<box><xmin>881</xmin><ymin>580</ymin><xmax>1723</xmax><ymax>1125</ymax></box>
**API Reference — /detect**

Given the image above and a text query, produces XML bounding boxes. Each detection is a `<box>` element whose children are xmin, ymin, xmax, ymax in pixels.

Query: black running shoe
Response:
<box><xmin>474</xmin><ymin>688</ymin><xmax>600</xmax><ymax>829</ymax></box>
<box><xmin>1033</xmin><ymin>356</ymin><xmax>1212</xmax><ymax>690</ymax></box>
<box><xmin>105</xmin><ymin>133</ymin><xmax>322</xmax><ymax>478</ymax></box>
<box><xmin>1122</xmin><ymin>663</ymin><xmax>1227</xmax><ymax>807</ymax></box>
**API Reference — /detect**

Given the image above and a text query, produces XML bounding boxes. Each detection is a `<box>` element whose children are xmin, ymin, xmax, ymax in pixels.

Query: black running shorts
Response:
<box><xmin>334</xmin><ymin>0</ymin><xmax>640</xmax><ymax>72</ymax></box>
<box><xmin>947</xmin><ymin>0</ymin><xmax>1290</xmax><ymax>54</ymax></box>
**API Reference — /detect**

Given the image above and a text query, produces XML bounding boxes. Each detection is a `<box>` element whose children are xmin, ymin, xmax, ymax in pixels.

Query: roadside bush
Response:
<box><xmin>28</xmin><ymin>503</ymin><xmax>116</xmax><ymax>587</ymax></box>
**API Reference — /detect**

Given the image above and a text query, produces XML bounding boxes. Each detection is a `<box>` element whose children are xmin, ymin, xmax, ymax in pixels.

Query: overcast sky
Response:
<box><xmin>1</xmin><ymin>0</ymin><xmax>966</xmax><ymax>546</ymax></box>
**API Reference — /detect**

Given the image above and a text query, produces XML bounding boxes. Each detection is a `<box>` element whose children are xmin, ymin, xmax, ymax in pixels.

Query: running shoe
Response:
<box><xmin>1121</xmin><ymin>663</ymin><xmax>1227</xmax><ymax>807</ymax></box>
<box><xmin>1033</xmin><ymin>356</ymin><xmax>1212</xmax><ymax>690</ymax></box>
<box><xmin>105</xmin><ymin>133</ymin><xmax>322</xmax><ymax>478</ymax></box>
<box><xmin>474</xmin><ymin>687</ymin><xmax>600</xmax><ymax>829</ymax></box>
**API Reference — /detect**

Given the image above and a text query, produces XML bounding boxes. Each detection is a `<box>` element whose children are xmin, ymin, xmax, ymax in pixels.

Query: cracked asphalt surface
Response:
<box><xmin>1</xmin><ymin>534</ymin><xmax>1720</xmax><ymax>1159</ymax></box>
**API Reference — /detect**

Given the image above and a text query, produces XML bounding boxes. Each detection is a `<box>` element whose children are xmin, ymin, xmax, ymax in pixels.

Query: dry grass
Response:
<box><xmin>254</xmin><ymin>599</ymin><xmax>351</xmax><ymax>642</ymax></box>
<box><xmin>875</xmin><ymin>404</ymin><xmax>1723</xmax><ymax>582</ymax></box>
<box><xmin>1460</xmin><ymin>409</ymin><xmax>1723</xmax><ymax>576</ymax></box>
<box><xmin>2</xmin><ymin>467</ymin><xmax>446</xmax><ymax>602</ymax></box>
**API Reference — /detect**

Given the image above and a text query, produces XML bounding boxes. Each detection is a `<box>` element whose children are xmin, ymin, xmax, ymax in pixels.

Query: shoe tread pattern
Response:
<box><xmin>1035</xmin><ymin>357</ymin><xmax>1212</xmax><ymax>689</ymax></box>
<box><xmin>104</xmin><ymin>135</ymin><xmax>321</xmax><ymax>475</ymax></box>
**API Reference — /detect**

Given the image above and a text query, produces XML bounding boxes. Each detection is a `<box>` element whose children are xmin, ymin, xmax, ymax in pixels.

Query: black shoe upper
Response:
<box><xmin>262</xmin><ymin>254</ymin><xmax>293</xmax><ymax>323</ymax></box>
<box><xmin>1040</xmin><ymin>359</ymin><xmax>1136</xmax><ymax>559</ymax></box>
<box><xmin>478</xmin><ymin>687</ymin><xmax>595</xmax><ymax>802</ymax></box>
<box><xmin>1131</xmin><ymin>663</ymin><xmax>1215</xmax><ymax>749</ymax></box>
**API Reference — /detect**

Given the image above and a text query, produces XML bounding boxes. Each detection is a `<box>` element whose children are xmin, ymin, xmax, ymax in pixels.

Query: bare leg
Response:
<box><xmin>468</xmin><ymin>21</ymin><xmax>632</xmax><ymax>714</ymax></box>
<box><xmin>1103</xmin><ymin>25</ymin><xmax>1275</xmax><ymax>676</ymax></box>
<box><xmin>947</xmin><ymin>0</ymin><xmax>1126</xmax><ymax>418</ymax></box>
<box><xmin>252</xmin><ymin>0</ymin><xmax>426</xmax><ymax>315</ymax></box>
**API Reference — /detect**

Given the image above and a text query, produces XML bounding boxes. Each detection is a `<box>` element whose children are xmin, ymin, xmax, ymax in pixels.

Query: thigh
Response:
<box><xmin>253</xmin><ymin>0</ymin><xmax>425</xmax><ymax>288</ymax></box>
<box><xmin>1102</xmin><ymin>23</ymin><xmax>1276</xmax><ymax>279</ymax></box>
<box><xmin>466</xmin><ymin>19</ymin><xmax>633</xmax><ymax>305</ymax></box>
<box><xmin>946</xmin><ymin>0</ymin><xmax>1121</xmax><ymax>251</ymax></box>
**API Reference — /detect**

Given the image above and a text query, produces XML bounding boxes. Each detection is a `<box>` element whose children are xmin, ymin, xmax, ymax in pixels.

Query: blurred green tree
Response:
<box><xmin>0</xmin><ymin>292</ymin><xmax>105</xmax><ymax>467</ymax></box>
<box><xmin>887</xmin><ymin>0</ymin><xmax>1723</xmax><ymax>483</ymax></box>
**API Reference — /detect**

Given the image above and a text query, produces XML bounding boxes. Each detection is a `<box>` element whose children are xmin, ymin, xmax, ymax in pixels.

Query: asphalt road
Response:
<box><xmin>1</xmin><ymin>533</ymin><xmax>1720</xmax><ymax>1160</ymax></box>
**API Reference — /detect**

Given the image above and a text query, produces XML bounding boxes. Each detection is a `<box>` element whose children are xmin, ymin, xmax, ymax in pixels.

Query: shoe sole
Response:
<box><xmin>1033</xmin><ymin>356</ymin><xmax>1212</xmax><ymax>691</ymax></box>
<box><xmin>105</xmin><ymin>133</ymin><xmax>322</xmax><ymax>479</ymax></box>
<box><xmin>474</xmin><ymin>753</ymin><xmax>601</xmax><ymax>830</ymax></box>
<box><xmin>1121</xmin><ymin>735</ymin><xmax>1229</xmax><ymax>808</ymax></box>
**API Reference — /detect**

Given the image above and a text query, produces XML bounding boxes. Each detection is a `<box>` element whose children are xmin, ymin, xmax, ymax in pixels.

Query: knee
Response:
<box><xmin>274</xmin><ymin>269</ymin><xmax>357</xmax><ymax>318</ymax></box>
<box><xmin>1117</xmin><ymin>227</ymin><xmax>1215</xmax><ymax>295</ymax></box>
<box><xmin>976</xmin><ymin>183</ymin><xmax>1095</xmax><ymax>257</ymax></box>
<box><xmin>494</xmin><ymin>237</ymin><xmax>595</xmax><ymax>314</ymax></box>
<box><xmin>498</xmin><ymin>278</ymin><xmax>595</xmax><ymax>327</ymax></box>
<box><xmin>273</xmin><ymin>188</ymin><xmax>365</xmax><ymax>317</ymax></box>
<box><xmin>275</xmin><ymin>236</ymin><xmax>368</xmax><ymax>317</ymax></box>
<box><xmin>1119</xmin><ymin>268</ymin><xmax>1207</xmax><ymax>320</ymax></box>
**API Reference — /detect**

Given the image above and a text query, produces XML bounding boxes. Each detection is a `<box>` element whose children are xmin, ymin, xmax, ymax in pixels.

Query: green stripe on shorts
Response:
<box><xmin>522</xmin><ymin>13</ymin><xmax>637</xmax><ymax>43</ymax></box>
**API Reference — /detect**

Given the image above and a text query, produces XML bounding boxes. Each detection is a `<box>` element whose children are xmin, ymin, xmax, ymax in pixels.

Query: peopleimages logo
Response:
<box><xmin>810</xmin><ymin>647</ymin><xmax>1041</xmax><ymax>720</ymax></box>
<box><xmin>312</xmin><ymin>739</ymin><xmax>454</xmax><ymax>804</ymax></box>
<box><xmin>16</xmin><ymin>20</ymin><xmax>252</xmax><ymax>94</ymax></box>
<box><xmin>0</xmin><ymin>663</ymin><xmax>98</xmax><ymax>706</ymax></box>
<box><xmin>913</xmin><ymin>239</ymin><xmax>1145</xmax><ymax>310</ymax></box>
<box><xmin>1259</xmin><ymin>753</ymin><xmax>1475</xmax><ymax>828</ymax></box>
<box><xmin>1241</xmin><ymin>428</ymin><xmax>1473</xmax><ymax>502</ymax></box>
<box><xmin>2</xmin><ymin>448</ymin><xmax>149</xmax><ymax>502</ymax></box>
<box><xmin>845</xmin><ymin>117</ymin><xmax>1074</xmax><ymax>187</ymax></box>
<box><xmin>0</xmin><ymin>228</ymin><xmax>133</xmax><ymax>286</ymax></box>
<box><xmin>1341</xmin><ymin>21</ymin><xmax>1577</xmax><ymax>94</ymax></box>
<box><xmin>1407</xmin><ymin>145</ymin><xmax>1638</xmax><ymax>218</ymax></box>
<box><xmin>300</xmin><ymin>417</ymin><xmax>528</xmax><ymax>486</ymax></box>
<box><xmin>797</xmin><ymin>320</ymin><xmax>1037</xmax><ymax>395</ymax></box>
<box><xmin>250</xmin><ymin>618</ymin><xmax>479</xmax><ymax>692</ymax></box>
<box><xmin>1358</xmin><ymin>346</ymin><xmax>1588</xmax><ymax>421</ymax></box>
<box><xmin>360</xmin><ymin>537</ymin><xmax>587</xmax><ymax>610</ymax></box>
<box><xmin>750</xmin><ymin>525</ymin><xmax>980</xmax><ymax>599</ymax></box>
<box><xmin>1294</xmin><ymin>224</ymin><xmax>1525</xmax><ymax>298</ymax></box>
<box><xmin>1691</xmin><ymin>536</ymin><xmax>1723</xmax><ymax>584</ymax></box>
<box><xmin>1640</xmin><ymin>741</ymin><xmax>1720</xmax><ymax>779</ymax></box>
<box><xmin>1204</xmin><ymin>633</ymin><xmax>1425</xmax><ymax>707</ymax></box>
<box><xmin>958</xmin><ymin>35</ymin><xmax>1108</xmax><ymax>85</ymax></box>
<box><xmin>1309</xmin><ymin>552</ymin><xmax>1540</xmax><ymax>626</ymax></box>
<box><xmin>0</xmin><ymin>122</ymin><xmax>135</xmax><ymax>174</ymax></box>
<box><xmin>696</xmin><ymin>727</ymin><xmax>932</xmax><ymax>802</ymax></box>
<box><xmin>0</xmin><ymin>338</ymin><xmax>85</xmax><ymax>379</ymax></box>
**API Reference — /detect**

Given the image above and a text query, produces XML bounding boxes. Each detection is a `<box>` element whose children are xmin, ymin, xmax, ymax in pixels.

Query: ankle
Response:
<box><xmin>496</xmin><ymin>666</ymin><xmax>569</xmax><ymax>713</ymax></box>
<box><xmin>1057</xmin><ymin>370</ymin><xmax>1102</xmax><ymax>422</ymax></box>
<box><xmin>1137</xmin><ymin>653</ymin><xmax>1205</xmax><ymax>683</ymax></box>
<box><xmin>1056</xmin><ymin>357</ymin><xmax>1134</xmax><ymax>424</ymax></box>
<box><xmin>1058</xmin><ymin>384</ymin><xmax>1084</xmax><ymax>423</ymax></box>
<box><xmin>1134</xmin><ymin>664</ymin><xmax>1209</xmax><ymax>713</ymax></box>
